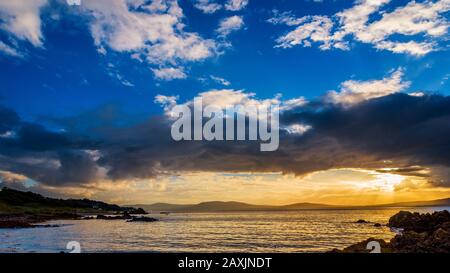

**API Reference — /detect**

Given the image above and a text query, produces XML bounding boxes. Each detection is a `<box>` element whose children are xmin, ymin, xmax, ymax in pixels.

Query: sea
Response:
<box><xmin>0</xmin><ymin>207</ymin><xmax>448</xmax><ymax>253</ymax></box>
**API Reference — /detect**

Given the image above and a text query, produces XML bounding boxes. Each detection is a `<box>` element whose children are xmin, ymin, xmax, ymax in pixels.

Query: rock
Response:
<box><xmin>374</xmin><ymin>223</ymin><xmax>382</xmax><ymax>227</ymax></box>
<box><xmin>127</xmin><ymin>216</ymin><xmax>158</xmax><ymax>222</ymax></box>
<box><xmin>52</xmin><ymin>213</ymin><xmax>82</xmax><ymax>220</ymax></box>
<box><xmin>96</xmin><ymin>214</ymin><xmax>123</xmax><ymax>220</ymax></box>
<box><xmin>127</xmin><ymin>208</ymin><xmax>147</xmax><ymax>215</ymax></box>
<box><xmin>122</xmin><ymin>212</ymin><xmax>133</xmax><ymax>219</ymax></box>
<box><xmin>388</xmin><ymin>210</ymin><xmax>450</xmax><ymax>233</ymax></box>
<box><xmin>96</xmin><ymin>212</ymin><xmax>133</xmax><ymax>220</ymax></box>
<box><xmin>0</xmin><ymin>220</ymin><xmax>33</xmax><ymax>229</ymax></box>
<box><xmin>356</xmin><ymin>219</ymin><xmax>369</xmax><ymax>223</ymax></box>
<box><xmin>0</xmin><ymin>212</ymin><xmax>82</xmax><ymax>229</ymax></box>
<box><xmin>0</xmin><ymin>220</ymin><xmax>60</xmax><ymax>229</ymax></box>
<box><xmin>337</xmin><ymin>210</ymin><xmax>450</xmax><ymax>253</ymax></box>
<box><xmin>32</xmin><ymin>224</ymin><xmax>60</xmax><ymax>228</ymax></box>
<box><xmin>330</xmin><ymin>238</ymin><xmax>392</xmax><ymax>253</ymax></box>
<box><xmin>390</xmin><ymin>231</ymin><xmax>428</xmax><ymax>253</ymax></box>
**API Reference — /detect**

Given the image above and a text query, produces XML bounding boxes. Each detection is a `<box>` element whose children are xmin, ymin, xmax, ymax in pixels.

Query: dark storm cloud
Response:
<box><xmin>94</xmin><ymin>93</ymin><xmax>450</xmax><ymax>186</ymax></box>
<box><xmin>1</xmin><ymin>93</ymin><xmax>450</xmax><ymax>187</ymax></box>
<box><xmin>284</xmin><ymin>94</ymin><xmax>450</xmax><ymax>168</ymax></box>
<box><xmin>0</xmin><ymin>108</ymin><xmax>100</xmax><ymax>186</ymax></box>
<box><xmin>0</xmin><ymin>105</ymin><xmax>20</xmax><ymax>134</ymax></box>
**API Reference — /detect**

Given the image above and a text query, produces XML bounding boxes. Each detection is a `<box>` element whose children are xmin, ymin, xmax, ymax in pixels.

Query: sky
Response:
<box><xmin>0</xmin><ymin>0</ymin><xmax>450</xmax><ymax>205</ymax></box>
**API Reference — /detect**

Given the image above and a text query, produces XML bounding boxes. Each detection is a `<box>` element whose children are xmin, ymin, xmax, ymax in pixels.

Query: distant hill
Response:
<box><xmin>131</xmin><ymin>198</ymin><xmax>450</xmax><ymax>213</ymax></box>
<box><xmin>371</xmin><ymin>198</ymin><xmax>450</xmax><ymax>208</ymax></box>
<box><xmin>0</xmin><ymin>187</ymin><xmax>137</xmax><ymax>214</ymax></box>
<box><xmin>132</xmin><ymin>201</ymin><xmax>335</xmax><ymax>212</ymax></box>
<box><xmin>2</xmin><ymin>187</ymin><xmax>448</xmax><ymax>214</ymax></box>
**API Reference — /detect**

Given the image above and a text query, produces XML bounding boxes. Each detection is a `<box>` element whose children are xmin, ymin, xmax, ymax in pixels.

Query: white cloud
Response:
<box><xmin>360</xmin><ymin>0</ymin><xmax>450</xmax><ymax>42</ymax></box>
<box><xmin>194</xmin><ymin>0</ymin><xmax>222</xmax><ymax>14</ymax></box>
<box><xmin>325</xmin><ymin>68</ymin><xmax>410</xmax><ymax>106</ymax></box>
<box><xmin>270</xmin><ymin>0</ymin><xmax>450</xmax><ymax>56</ymax></box>
<box><xmin>408</xmin><ymin>92</ymin><xmax>425</xmax><ymax>97</ymax></box>
<box><xmin>225</xmin><ymin>0</ymin><xmax>249</xmax><ymax>11</ymax></box>
<box><xmin>210</xmin><ymin>75</ymin><xmax>231</xmax><ymax>86</ymax></box>
<box><xmin>374</xmin><ymin>40</ymin><xmax>436</xmax><ymax>56</ymax></box>
<box><xmin>83</xmin><ymin>0</ymin><xmax>215</xmax><ymax>60</ymax></box>
<box><xmin>154</xmin><ymin>94</ymin><xmax>179</xmax><ymax>113</ymax></box>
<box><xmin>333</xmin><ymin>0</ymin><xmax>390</xmax><ymax>42</ymax></box>
<box><xmin>217</xmin><ymin>15</ymin><xmax>244</xmax><ymax>37</ymax></box>
<box><xmin>156</xmin><ymin>89</ymin><xmax>306</xmax><ymax>118</ymax></box>
<box><xmin>152</xmin><ymin>67</ymin><xmax>187</xmax><ymax>80</ymax></box>
<box><xmin>0</xmin><ymin>0</ymin><xmax>219</xmax><ymax>78</ymax></box>
<box><xmin>0</xmin><ymin>130</ymin><xmax>15</xmax><ymax>138</ymax></box>
<box><xmin>274</xmin><ymin>15</ymin><xmax>334</xmax><ymax>50</ymax></box>
<box><xmin>79</xmin><ymin>0</ymin><xmax>216</xmax><ymax>80</ymax></box>
<box><xmin>106</xmin><ymin>62</ymin><xmax>135</xmax><ymax>86</ymax></box>
<box><xmin>279</xmin><ymin>97</ymin><xmax>308</xmax><ymax>111</ymax></box>
<box><xmin>267</xmin><ymin>10</ymin><xmax>308</xmax><ymax>26</ymax></box>
<box><xmin>0</xmin><ymin>41</ymin><xmax>23</xmax><ymax>57</ymax></box>
<box><xmin>284</xmin><ymin>124</ymin><xmax>312</xmax><ymax>135</ymax></box>
<box><xmin>0</xmin><ymin>0</ymin><xmax>48</xmax><ymax>47</ymax></box>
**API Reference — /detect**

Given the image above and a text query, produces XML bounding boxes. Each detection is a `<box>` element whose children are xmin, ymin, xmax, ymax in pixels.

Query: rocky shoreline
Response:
<box><xmin>2</xmin><ymin>203</ymin><xmax>449</xmax><ymax>253</ymax></box>
<box><xmin>0</xmin><ymin>187</ymin><xmax>157</xmax><ymax>228</ymax></box>
<box><xmin>0</xmin><ymin>212</ymin><xmax>81</xmax><ymax>229</ymax></box>
<box><xmin>96</xmin><ymin>212</ymin><xmax>158</xmax><ymax>222</ymax></box>
<box><xmin>332</xmin><ymin>210</ymin><xmax>450</xmax><ymax>253</ymax></box>
<box><xmin>0</xmin><ymin>211</ymin><xmax>159</xmax><ymax>228</ymax></box>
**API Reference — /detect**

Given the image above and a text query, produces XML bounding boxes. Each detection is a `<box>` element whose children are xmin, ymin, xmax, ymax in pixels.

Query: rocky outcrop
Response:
<box><xmin>388</xmin><ymin>210</ymin><xmax>450</xmax><ymax>232</ymax></box>
<box><xmin>331</xmin><ymin>238</ymin><xmax>392</xmax><ymax>253</ymax></box>
<box><xmin>97</xmin><ymin>212</ymin><xmax>158</xmax><ymax>223</ymax></box>
<box><xmin>127</xmin><ymin>216</ymin><xmax>158</xmax><ymax>222</ymax></box>
<box><xmin>388</xmin><ymin>211</ymin><xmax>450</xmax><ymax>253</ymax></box>
<box><xmin>0</xmin><ymin>213</ymin><xmax>72</xmax><ymax>229</ymax></box>
<box><xmin>127</xmin><ymin>208</ymin><xmax>147</xmax><ymax>214</ymax></box>
<box><xmin>0</xmin><ymin>220</ymin><xmax>33</xmax><ymax>228</ymax></box>
<box><xmin>96</xmin><ymin>212</ymin><xmax>133</xmax><ymax>220</ymax></box>
<box><xmin>333</xmin><ymin>210</ymin><xmax>450</xmax><ymax>253</ymax></box>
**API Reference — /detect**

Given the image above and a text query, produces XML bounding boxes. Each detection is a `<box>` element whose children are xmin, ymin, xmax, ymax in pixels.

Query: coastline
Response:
<box><xmin>332</xmin><ymin>210</ymin><xmax>450</xmax><ymax>253</ymax></box>
<box><xmin>1</xmin><ymin>209</ymin><xmax>449</xmax><ymax>253</ymax></box>
<box><xmin>1</xmin><ymin>189</ymin><xmax>449</xmax><ymax>253</ymax></box>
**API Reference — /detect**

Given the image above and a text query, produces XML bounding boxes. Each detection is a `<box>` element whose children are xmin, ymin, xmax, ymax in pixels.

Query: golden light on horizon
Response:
<box><xmin>350</xmin><ymin>171</ymin><xmax>405</xmax><ymax>192</ymax></box>
<box><xmin>11</xmin><ymin>168</ymin><xmax>448</xmax><ymax>207</ymax></box>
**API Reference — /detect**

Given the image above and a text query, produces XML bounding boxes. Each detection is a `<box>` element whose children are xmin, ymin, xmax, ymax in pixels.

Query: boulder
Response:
<box><xmin>330</xmin><ymin>238</ymin><xmax>392</xmax><ymax>253</ymax></box>
<box><xmin>127</xmin><ymin>216</ymin><xmax>158</xmax><ymax>222</ymax></box>
<box><xmin>0</xmin><ymin>220</ymin><xmax>33</xmax><ymax>229</ymax></box>
<box><xmin>337</xmin><ymin>210</ymin><xmax>450</xmax><ymax>253</ymax></box>
<box><xmin>388</xmin><ymin>210</ymin><xmax>450</xmax><ymax>233</ymax></box>
<box><xmin>127</xmin><ymin>208</ymin><xmax>148</xmax><ymax>215</ymax></box>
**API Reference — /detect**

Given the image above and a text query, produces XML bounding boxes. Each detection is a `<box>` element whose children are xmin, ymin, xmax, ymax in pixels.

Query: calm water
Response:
<box><xmin>1</xmin><ymin>207</ymin><xmax>448</xmax><ymax>253</ymax></box>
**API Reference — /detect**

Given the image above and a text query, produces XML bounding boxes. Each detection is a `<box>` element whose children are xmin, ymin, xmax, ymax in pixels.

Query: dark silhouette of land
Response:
<box><xmin>131</xmin><ymin>198</ymin><xmax>450</xmax><ymax>213</ymax></box>
<box><xmin>333</xmin><ymin>210</ymin><xmax>450</xmax><ymax>253</ymax></box>
<box><xmin>0</xmin><ymin>187</ymin><xmax>148</xmax><ymax>228</ymax></box>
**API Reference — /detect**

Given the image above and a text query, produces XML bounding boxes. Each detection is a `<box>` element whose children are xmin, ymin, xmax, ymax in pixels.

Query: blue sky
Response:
<box><xmin>1</xmin><ymin>0</ymin><xmax>450</xmax><ymax>204</ymax></box>
<box><xmin>1</xmin><ymin>0</ymin><xmax>449</xmax><ymax>123</ymax></box>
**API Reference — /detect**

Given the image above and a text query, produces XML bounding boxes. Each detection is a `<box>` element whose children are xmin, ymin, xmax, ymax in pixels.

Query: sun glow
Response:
<box><xmin>352</xmin><ymin>171</ymin><xmax>405</xmax><ymax>192</ymax></box>
<box><xmin>5</xmin><ymin>168</ymin><xmax>449</xmax><ymax>206</ymax></box>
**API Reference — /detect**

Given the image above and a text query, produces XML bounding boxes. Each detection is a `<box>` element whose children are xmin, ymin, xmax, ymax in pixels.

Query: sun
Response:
<box><xmin>353</xmin><ymin>171</ymin><xmax>405</xmax><ymax>192</ymax></box>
